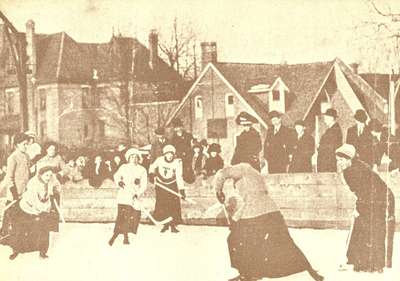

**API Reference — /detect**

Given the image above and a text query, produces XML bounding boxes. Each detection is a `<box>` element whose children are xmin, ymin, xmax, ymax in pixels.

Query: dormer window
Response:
<box><xmin>225</xmin><ymin>93</ymin><xmax>234</xmax><ymax>117</ymax></box>
<box><xmin>269</xmin><ymin>77</ymin><xmax>289</xmax><ymax>113</ymax></box>
<box><xmin>194</xmin><ymin>95</ymin><xmax>203</xmax><ymax>119</ymax></box>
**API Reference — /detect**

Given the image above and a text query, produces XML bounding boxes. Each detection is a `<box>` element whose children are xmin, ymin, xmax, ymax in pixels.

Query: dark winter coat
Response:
<box><xmin>317</xmin><ymin>122</ymin><xmax>343</xmax><ymax>172</ymax></box>
<box><xmin>289</xmin><ymin>132</ymin><xmax>315</xmax><ymax>173</ymax></box>
<box><xmin>343</xmin><ymin>159</ymin><xmax>395</xmax><ymax>271</ymax></box>
<box><xmin>170</xmin><ymin>131</ymin><xmax>194</xmax><ymax>183</ymax></box>
<box><xmin>263</xmin><ymin>125</ymin><xmax>295</xmax><ymax>173</ymax></box>
<box><xmin>150</xmin><ymin>138</ymin><xmax>167</xmax><ymax>164</ymax></box>
<box><xmin>88</xmin><ymin>162</ymin><xmax>108</xmax><ymax>188</ymax></box>
<box><xmin>231</xmin><ymin>127</ymin><xmax>262</xmax><ymax>171</ymax></box>
<box><xmin>346</xmin><ymin>125</ymin><xmax>373</xmax><ymax>166</ymax></box>
<box><xmin>204</xmin><ymin>155</ymin><xmax>224</xmax><ymax>176</ymax></box>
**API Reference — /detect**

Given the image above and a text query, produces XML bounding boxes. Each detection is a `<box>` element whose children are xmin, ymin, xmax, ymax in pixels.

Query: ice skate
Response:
<box><xmin>39</xmin><ymin>252</ymin><xmax>49</xmax><ymax>259</ymax></box>
<box><xmin>170</xmin><ymin>225</ymin><xmax>179</xmax><ymax>233</ymax></box>
<box><xmin>9</xmin><ymin>252</ymin><xmax>18</xmax><ymax>260</ymax></box>
<box><xmin>160</xmin><ymin>224</ymin><xmax>169</xmax><ymax>233</ymax></box>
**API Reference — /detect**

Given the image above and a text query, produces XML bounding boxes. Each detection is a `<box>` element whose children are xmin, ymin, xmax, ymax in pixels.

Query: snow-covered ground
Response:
<box><xmin>1</xmin><ymin>223</ymin><xmax>399</xmax><ymax>281</ymax></box>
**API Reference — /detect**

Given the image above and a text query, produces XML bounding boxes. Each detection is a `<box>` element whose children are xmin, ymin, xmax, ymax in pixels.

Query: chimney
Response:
<box><xmin>201</xmin><ymin>42</ymin><xmax>217</xmax><ymax>69</ymax></box>
<box><xmin>349</xmin><ymin>62</ymin><xmax>359</xmax><ymax>74</ymax></box>
<box><xmin>25</xmin><ymin>19</ymin><xmax>37</xmax><ymax>75</ymax></box>
<box><xmin>148</xmin><ymin>29</ymin><xmax>158</xmax><ymax>71</ymax></box>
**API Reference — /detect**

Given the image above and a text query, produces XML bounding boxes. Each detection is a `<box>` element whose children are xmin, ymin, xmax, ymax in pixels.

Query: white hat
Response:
<box><xmin>162</xmin><ymin>144</ymin><xmax>176</xmax><ymax>155</ymax></box>
<box><xmin>335</xmin><ymin>144</ymin><xmax>356</xmax><ymax>159</ymax></box>
<box><xmin>125</xmin><ymin>148</ymin><xmax>141</xmax><ymax>162</ymax></box>
<box><xmin>25</xmin><ymin>130</ymin><xmax>36</xmax><ymax>137</ymax></box>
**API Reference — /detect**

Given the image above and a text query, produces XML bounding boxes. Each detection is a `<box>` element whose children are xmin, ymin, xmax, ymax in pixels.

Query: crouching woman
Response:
<box><xmin>7</xmin><ymin>166</ymin><xmax>59</xmax><ymax>260</ymax></box>
<box><xmin>213</xmin><ymin>163</ymin><xmax>324</xmax><ymax>281</ymax></box>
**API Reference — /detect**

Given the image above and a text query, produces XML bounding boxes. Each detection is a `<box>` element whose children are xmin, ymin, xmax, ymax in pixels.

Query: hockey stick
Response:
<box><xmin>0</xmin><ymin>234</ymin><xmax>10</xmax><ymax>242</ymax></box>
<box><xmin>133</xmin><ymin>198</ymin><xmax>172</xmax><ymax>226</ymax></box>
<box><xmin>53</xmin><ymin>199</ymin><xmax>66</xmax><ymax>224</ymax></box>
<box><xmin>3</xmin><ymin>200</ymin><xmax>17</xmax><ymax>212</ymax></box>
<box><xmin>221</xmin><ymin>203</ymin><xmax>231</xmax><ymax>225</ymax></box>
<box><xmin>155</xmin><ymin>181</ymin><xmax>197</xmax><ymax>204</ymax></box>
<box><xmin>338</xmin><ymin>216</ymin><xmax>355</xmax><ymax>271</ymax></box>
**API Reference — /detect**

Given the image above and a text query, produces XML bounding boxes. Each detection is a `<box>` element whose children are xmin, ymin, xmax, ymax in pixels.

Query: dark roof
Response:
<box><xmin>215</xmin><ymin>60</ymin><xmax>334</xmax><ymax>125</ymax></box>
<box><xmin>359</xmin><ymin>73</ymin><xmax>400</xmax><ymax>101</ymax></box>
<box><xmin>34</xmin><ymin>33</ymin><xmax>182</xmax><ymax>86</ymax></box>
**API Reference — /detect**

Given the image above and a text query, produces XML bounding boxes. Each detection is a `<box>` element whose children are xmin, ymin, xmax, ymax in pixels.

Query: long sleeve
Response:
<box><xmin>113</xmin><ymin>165</ymin><xmax>124</xmax><ymax>184</ymax></box>
<box><xmin>4</xmin><ymin>155</ymin><xmax>17</xmax><ymax>189</ymax></box>
<box><xmin>138</xmin><ymin>167</ymin><xmax>148</xmax><ymax>195</ymax></box>
<box><xmin>212</xmin><ymin>165</ymin><xmax>243</xmax><ymax>194</ymax></box>
<box><xmin>175</xmin><ymin>159</ymin><xmax>185</xmax><ymax>190</ymax></box>
<box><xmin>148</xmin><ymin>157</ymin><xmax>159</xmax><ymax>174</ymax></box>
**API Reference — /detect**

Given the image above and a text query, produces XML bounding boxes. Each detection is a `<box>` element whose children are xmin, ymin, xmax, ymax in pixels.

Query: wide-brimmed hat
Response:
<box><xmin>208</xmin><ymin>143</ymin><xmax>221</xmax><ymax>153</ymax></box>
<box><xmin>335</xmin><ymin>144</ymin><xmax>356</xmax><ymax>160</ymax></box>
<box><xmin>24</xmin><ymin>130</ymin><xmax>36</xmax><ymax>138</ymax></box>
<box><xmin>323</xmin><ymin>108</ymin><xmax>338</xmax><ymax>119</ymax></box>
<box><xmin>38</xmin><ymin>165</ymin><xmax>56</xmax><ymax>175</ymax></box>
<box><xmin>235</xmin><ymin>111</ymin><xmax>258</xmax><ymax>125</ymax></box>
<box><xmin>268</xmin><ymin>110</ymin><xmax>282</xmax><ymax>120</ymax></box>
<box><xmin>125</xmin><ymin>148</ymin><xmax>141</xmax><ymax>162</ymax></box>
<box><xmin>294</xmin><ymin>120</ymin><xmax>306</xmax><ymax>127</ymax></box>
<box><xmin>354</xmin><ymin>109</ymin><xmax>368</xmax><ymax>123</ymax></box>
<box><xmin>154</xmin><ymin>127</ymin><xmax>165</xmax><ymax>136</ymax></box>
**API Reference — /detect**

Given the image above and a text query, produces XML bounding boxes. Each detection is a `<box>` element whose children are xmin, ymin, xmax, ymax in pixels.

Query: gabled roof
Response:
<box><xmin>215</xmin><ymin>60</ymin><xmax>335</xmax><ymax>124</ymax></box>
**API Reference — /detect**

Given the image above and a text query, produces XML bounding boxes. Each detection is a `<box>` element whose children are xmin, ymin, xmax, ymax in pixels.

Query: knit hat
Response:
<box><xmin>354</xmin><ymin>109</ymin><xmax>368</xmax><ymax>123</ymax></box>
<box><xmin>335</xmin><ymin>144</ymin><xmax>356</xmax><ymax>160</ymax></box>
<box><xmin>235</xmin><ymin>111</ymin><xmax>258</xmax><ymax>125</ymax></box>
<box><xmin>24</xmin><ymin>130</ymin><xmax>36</xmax><ymax>138</ymax></box>
<box><xmin>38</xmin><ymin>165</ymin><xmax>56</xmax><ymax>175</ymax></box>
<box><xmin>162</xmin><ymin>144</ymin><xmax>176</xmax><ymax>155</ymax></box>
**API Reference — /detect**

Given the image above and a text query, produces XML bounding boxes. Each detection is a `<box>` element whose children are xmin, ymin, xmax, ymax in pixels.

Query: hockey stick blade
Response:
<box><xmin>142</xmin><ymin>207</ymin><xmax>172</xmax><ymax>226</ymax></box>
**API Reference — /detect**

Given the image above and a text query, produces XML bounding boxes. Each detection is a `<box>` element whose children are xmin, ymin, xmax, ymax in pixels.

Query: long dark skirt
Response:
<box><xmin>2</xmin><ymin>203</ymin><xmax>52</xmax><ymax>254</ymax></box>
<box><xmin>347</xmin><ymin>196</ymin><xmax>394</xmax><ymax>272</ymax></box>
<box><xmin>113</xmin><ymin>204</ymin><xmax>141</xmax><ymax>234</ymax></box>
<box><xmin>153</xmin><ymin>179</ymin><xmax>182</xmax><ymax>225</ymax></box>
<box><xmin>228</xmin><ymin>212</ymin><xmax>313</xmax><ymax>279</ymax></box>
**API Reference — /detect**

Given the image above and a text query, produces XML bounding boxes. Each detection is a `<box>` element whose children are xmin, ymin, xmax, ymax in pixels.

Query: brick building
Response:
<box><xmin>0</xmin><ymin>20</ymin><xmax>188</xmax><ymax>151</ymax></box>
<box><xmin>168</xmin><ymin>42</ymin><xmax>400</xmax><ymax>162</ymax></box>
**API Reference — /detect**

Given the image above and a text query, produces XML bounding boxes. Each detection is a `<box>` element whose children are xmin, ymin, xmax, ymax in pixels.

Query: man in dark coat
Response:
<box><xmin>150</xmin><ymin>127</ymin><xmax>167</xmax><ymax>164</ymax></box>
<box><xmin>169</xmin><ymin>118</ymin><xmax>194</xmax><ymax>184</ymax></box>
<box><xmin>231</xmin><ymin>112</ymin><xmax>262</xmax><ymax>172</ymax></box>
<box><xmin>369</xmin><ymin>119</ymin><xmax>389</xmax><ymax>171</ymax></box>
<box><xmin>317</xmin><ymin>108</ymin><xmax>343</xmax><ymax>172</ymax></box>
<box><xmin>336</xmin><ymin>144</ymin><xmax>395</xmax><ymax>272</ymax></box>
<box><xmin>289</xmin><ymin>120</ymin><xmax>315</xmax><ymax>173</ymax></box>
<box><xmin>263</xmin><ymin>111</ymin><xmax>295</xmax><ymax>174</ymax></box>
<box><xmin>346</xmin><ymin>109</ymin><xmax>373</xmax><ymax>166</ymax></box>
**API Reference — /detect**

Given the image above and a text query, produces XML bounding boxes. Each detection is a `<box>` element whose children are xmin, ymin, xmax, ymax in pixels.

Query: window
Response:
<box><xmin>194</xmin><ymin>95</ymin><xmax>203</xmax><ymax>119</ymax></box>
<box><xmin>39</xmin><ymin>88</ymin><xmax>46</xmax><ymax>110</ymax></box>
<box><xmin>82</xmin><ymin>87</ymin><xmax>89</xmax><ymax>109</ymax></box>
<box><xmin>272</xmin><ymin>90</ymin><xmax>280</xmax><ymax>101</ymax></box>
<box><xmin>84</xmin><ymin>124</ymin><xmax>89</xmax><ymax>138</ymax></box>
<box><xmin>225</xmin><ymin>94</ymin><xmax>234</xmax><ymax>117</ymax></box>
<box><xmin>40</xmin><ymin>121</ymin><xmax>47</xmax><ymax>138</ymax></box>
<box><xmin>98</xmin><ymin>120</ymin><xmax>105</xmax><ymax>138</ymax></box>
<box><xmin>5</xmin><ymin>90</ymin><xmax>17</xmax><ymax>114</ymax></box>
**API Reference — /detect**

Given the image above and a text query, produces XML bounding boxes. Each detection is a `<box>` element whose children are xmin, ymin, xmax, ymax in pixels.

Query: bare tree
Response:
<box><xmin>158</xmin><ymin>17</ymin><xmax>200</xmax><ymax>80</ymax></box>
<box><xmin>353</xmin><ymin>0</ymin><xmax>400</xmax><ymax>73</ymax></box>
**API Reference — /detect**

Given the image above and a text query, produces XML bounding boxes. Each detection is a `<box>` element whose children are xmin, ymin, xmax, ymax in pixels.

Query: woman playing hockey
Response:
<box><xmin>108</xmin><ymin>148</ymin><xmax>147</xmax><ymax>246</ymax></box>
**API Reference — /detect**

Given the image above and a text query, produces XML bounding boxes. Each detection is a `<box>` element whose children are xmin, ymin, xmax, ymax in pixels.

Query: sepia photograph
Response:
<box><xmin>0</xmin><ymin>0</ymin><xmax>399</xmax><ymax>280</ymax></box>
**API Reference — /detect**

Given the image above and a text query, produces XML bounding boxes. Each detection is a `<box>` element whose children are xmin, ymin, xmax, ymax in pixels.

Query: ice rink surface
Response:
<box><xmin>1</xmin><ymin>223</ymin><xmax>399</xmax><ymax>281</ymax></box>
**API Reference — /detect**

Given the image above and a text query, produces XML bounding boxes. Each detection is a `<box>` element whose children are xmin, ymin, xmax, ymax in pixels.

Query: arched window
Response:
<box><xmin>225</xmin><ymin>93</ymin><xmax>234</xmax><ymax>117</ymax></box>
<box><xmin>194</xmin><ymin>95</ymin><xmax>203</xmax><ymax>119</ymax></box>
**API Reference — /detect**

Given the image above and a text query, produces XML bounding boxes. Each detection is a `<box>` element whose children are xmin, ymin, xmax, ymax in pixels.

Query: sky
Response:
<box><xmin>0</xmin><ymin>0</ymin><xmax>398</xmax><ymax>70</ymax></box>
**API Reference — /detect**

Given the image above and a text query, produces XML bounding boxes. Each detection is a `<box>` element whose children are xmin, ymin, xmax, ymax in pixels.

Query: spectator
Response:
<box><xmin>36</xmin><ymin>142</ymin><xmax>68</xmax><ymax>184</ymax></box>
<box><xmin>150</xmin><ymin>127</ymin><xmax>167</xmax><ymax>164</ymax></box>
<box><xmin>191</xmin><ymin>141</ymin><xmax>206</xmax><ymax>177</ymax></box>
<box><xmin>346</xmin><ymin>109</ymin><xmax>373</xmax><ymax>166</ymax></box>
<box><xmin>88</xmin><ymin>154</ymin><xmax>108</xmax><ymax>188</ymax></box>
<box><xmin>25</xmin><ymin>131</ymin><xmax>42</xmax><ymax>164</ymax></box>
<box><xmin>116</xmin><ymin>143</ymin><xmax>128</xmax><ymax>164</ymax></box>
<box><xmin>369</xmin><ymin>119</ymin><xmax>388</xmax><ymax>171</ymax></box>
<box><xmin>231</xmin><ymin>111</ymin><xmax>262</xmax><ymax>172</ymax></box>
<box><xmin>203</xmin><ymin>143</ymin><xmax>224</xmax><ymax>177</ymax></box>
<box><xmin>317</xmin><ymin>108</ymin><xmax>343</xmax><ymax>172</ymax></box>
<box><xmin>263</xmin><ymin>111</ymin><xmax>294</xmax><ymax>173</ymax></box>
<box><xmin>170</xmin><ymin>118</ymin><xmax>194</xmax><ymax>184</ymax></box>
<box><xmin>111</xmin><ymin>154</ymin><xmax>123</xmax><ymax>175</ymax></box>
<box><xmin>289</xmin><ymin>120</ymin><xmax>315</xmax><ymax>173</ymax></box>
<box><xmin>200</xmin><ymin>139</ymin><xmax>209</xmax><ymax>158</ymax></box>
